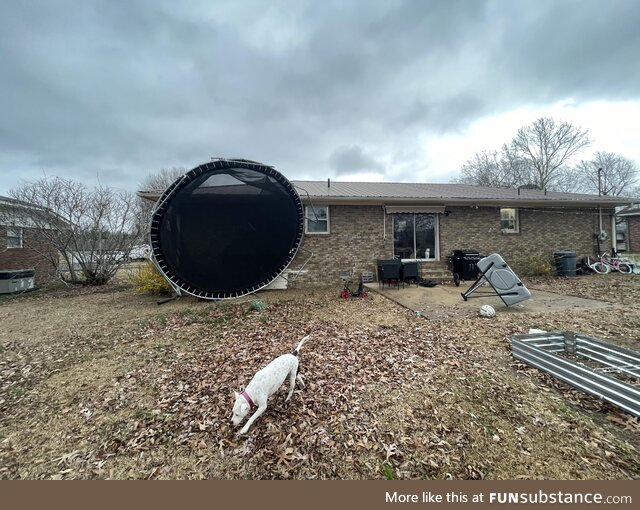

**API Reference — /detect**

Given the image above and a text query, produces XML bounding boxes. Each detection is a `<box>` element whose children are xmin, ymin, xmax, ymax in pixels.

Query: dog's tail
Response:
<box><xmin>292</xmin><ymin>335</ymin><xmax>310</xmax><ymax>356</ymax></box>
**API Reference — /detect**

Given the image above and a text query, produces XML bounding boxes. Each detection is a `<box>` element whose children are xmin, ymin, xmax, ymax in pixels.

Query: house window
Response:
<box><xmin>500</xmin><ymin>208</ymin><xmax>519</xmax><ymax>233</ymax></box>
<box><xmin>7</xmin><ymin>227</ymin><xmax>23</xmax><ymax>248</ymax></box>
<box><xmin>393</xmin><ymin>213</ymin><xmax>436</xmax><ymax>259</ymax></box>
<box><xmin>305</xmin><ymin>206</ymin><xmax>329</xmax><ymax>234</ymax></box>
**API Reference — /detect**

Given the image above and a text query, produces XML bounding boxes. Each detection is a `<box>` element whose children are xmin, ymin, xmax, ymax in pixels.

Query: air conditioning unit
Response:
<box><xmin>0</xmin><ymin>269</ymin><xmax>35</xmax><ymax>294</ymax></box>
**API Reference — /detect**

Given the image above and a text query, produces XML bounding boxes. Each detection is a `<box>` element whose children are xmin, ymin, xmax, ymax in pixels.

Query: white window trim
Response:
<box><xmin>304</xmin><ymin>205</ymin><xmax>330</xmax><ymax>235</ymax></box>
<box><xmin>500</xmin><ymin>208</ymin><xmax>520</xmax><ymax>234</ymax></box>
<box><xmin>7</xmin><ymin>227</ymin><xmax>23</xmax><ymax>248</ymax></box>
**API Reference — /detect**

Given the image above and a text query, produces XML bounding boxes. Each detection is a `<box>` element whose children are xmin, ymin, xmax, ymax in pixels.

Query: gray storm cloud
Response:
<box><xmin>0</xmin><ymin>0</ymin><xmax>638</xmax><ymax>193</ymax></box>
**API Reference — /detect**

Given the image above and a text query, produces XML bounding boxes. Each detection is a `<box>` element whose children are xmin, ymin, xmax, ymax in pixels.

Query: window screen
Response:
<box><xmin>305</xmin><ymin>206</ymin><xmax>329</xmax><ymax>233</ymax></box>
<box><xmin>7</xmin><ymin>227</ymin><xmax>23</xmax><ymax>248</ymax></box>
<box><xmin>500</xmin><ymin>208</ymin><xmax>519</xmax><ymax>233</ymax></box>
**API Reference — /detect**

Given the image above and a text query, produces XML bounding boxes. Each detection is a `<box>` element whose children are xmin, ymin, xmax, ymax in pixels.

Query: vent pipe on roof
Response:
<box><xmin>327</xmin><ymin>178</ymin><xmax>330</xmax><ymax>188</ymax></box>
<box><xmin>598</xmin><ymin>167</ymin><xmax>603</xmax><ymax>196</ymax></box>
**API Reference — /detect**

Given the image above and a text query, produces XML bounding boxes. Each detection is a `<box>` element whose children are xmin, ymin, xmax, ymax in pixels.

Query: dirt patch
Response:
<box><xmin>1</xmin><ymin>275</ymin><xmax>639</xmax><ymax>479</ymax></box>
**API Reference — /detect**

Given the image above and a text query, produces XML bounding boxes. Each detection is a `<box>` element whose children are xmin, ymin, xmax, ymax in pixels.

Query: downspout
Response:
<box><xmin>382</xmin><ymin>206</ymin><xmax>386</xmax><ymax>240</ymax></box>
<box><xmin>599</xmin><ymin>208</ymin><xmax>603</xmax><ymax>237</ymax></box>
<box><xmin>598</xmin><ymin>167</ymin><xmax>603</xmax><ymax>240</ymax></box>
<box><xmin>611</xmin><ymin>214</ymin><xmax>617</xmax><ymax>253</ymax></box>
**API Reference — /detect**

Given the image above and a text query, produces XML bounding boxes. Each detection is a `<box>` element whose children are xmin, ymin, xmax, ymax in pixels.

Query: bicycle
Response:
<box><xmin>590</xmin><ymin>252</ymin><xmax>633</xmax><ymax>274</ymax></box>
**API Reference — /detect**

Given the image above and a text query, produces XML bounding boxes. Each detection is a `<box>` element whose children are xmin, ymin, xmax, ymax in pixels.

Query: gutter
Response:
<box><xmin>136</xmin><ymin>191</ymin><xmax>633</xmax><ymax>209</ymax></box>
<box><xmin>295</xmin><ymin>197</ymin><xmax>630</xmax><ymax>208</ymax></box>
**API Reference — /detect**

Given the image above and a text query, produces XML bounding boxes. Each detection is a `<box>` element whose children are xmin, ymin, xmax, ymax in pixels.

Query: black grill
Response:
<box><xmin>450</xmin><ymin>249</ymin><xmax>482</xmax><ymax>281</ymax></box>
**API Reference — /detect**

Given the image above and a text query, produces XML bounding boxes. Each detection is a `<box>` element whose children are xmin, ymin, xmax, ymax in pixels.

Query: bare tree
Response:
<box><xmin>572</xmin><ymin>151</ymin><xmax>639</xmax><ymax>197</ymax></box>
<box><xmin>5</xmin><ymin>176</ymin><xmax>145</xmax><ymax>285</ymax></box>
<box><xmin>137</xmin><ymin>167</ymin><xmax>187</xmax><ymax>230</ymax></box>
<box><xmin>139</xmin><ymin>167</ymin><xmax>187</xmax><ymax>192</ymax></box>
<box><xmin>455</xmin><ymin>144</ymin><xmax>528</xmax><ymax>188</ymax></box>
<box><xmin>511</xmin><ymin>117</ymin><xmax>591</xmax><ymax>190</ymax></box>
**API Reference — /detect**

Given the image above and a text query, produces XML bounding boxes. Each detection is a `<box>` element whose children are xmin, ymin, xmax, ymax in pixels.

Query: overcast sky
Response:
<box><xmin>1</xmin><ymin>0</ymin><xmax>639</xmax><ymax>195</ymax></box>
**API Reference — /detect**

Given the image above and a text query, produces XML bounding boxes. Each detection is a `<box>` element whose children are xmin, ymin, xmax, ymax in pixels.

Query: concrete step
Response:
<box><xmin>420</xmin><ymin>266</ymin><xmax>452</xmax><ymax>276</ymax></box>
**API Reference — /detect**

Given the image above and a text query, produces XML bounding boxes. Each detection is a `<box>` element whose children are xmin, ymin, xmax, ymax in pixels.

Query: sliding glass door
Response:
<box><xmin>393</xmin><ymin>213</ymin><xmax>437</xmax><ymax>260</ymax></box>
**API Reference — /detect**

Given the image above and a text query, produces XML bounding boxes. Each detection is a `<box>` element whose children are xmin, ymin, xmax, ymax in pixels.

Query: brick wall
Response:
<box><xmin>440</xmin><ymin>206</ymin><xmax>614</xmax><ymax>270</ymax></box>
<box><xmin>628</xmin><ymin>216</ymin><xmax>640</xmax><ymax>253</ymax></box>
<box><xmin>0</xmin><ymin>226</ymin><xmax>58</xmax><ymax>286</ymax></box>
<box><xmin>288</xmin><ymin>205</ymin><xmax>392</xmax><ymax>287</ymax></box>
<box><xmin>287</xmin><ymin>204</ymin><xmax>615</xmax><ymax>286</ymax></box>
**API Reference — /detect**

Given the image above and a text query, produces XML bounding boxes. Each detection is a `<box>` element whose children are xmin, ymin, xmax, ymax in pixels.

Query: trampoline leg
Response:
<box><xmin>157</xmin><ymin>293</ymin><xmax>180</xmax><ymax>305</ymax></box>
<box><xmin>460</xmin><ymin>262</ymin><xmax>494</xmax><ymax>300</ymax></box>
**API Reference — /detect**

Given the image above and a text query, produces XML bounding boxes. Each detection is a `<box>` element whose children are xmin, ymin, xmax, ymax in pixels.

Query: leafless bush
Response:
<box><xmin>4</xmin><ymin>176</ymin><xmax>145</xmax><ymax>285</ymax></box>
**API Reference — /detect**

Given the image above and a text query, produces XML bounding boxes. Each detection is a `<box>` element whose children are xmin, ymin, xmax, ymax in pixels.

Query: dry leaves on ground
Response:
<box><xmin>1</xmin><ymin>276</ymin><xmax>639</xmax><ymax>479</ymax></box>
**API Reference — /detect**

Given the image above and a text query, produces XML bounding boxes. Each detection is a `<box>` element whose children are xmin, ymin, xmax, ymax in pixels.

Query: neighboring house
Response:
<box><xmin>617</xmin><ymin>206</ymin><xmax>640</xmax><ymax>253</ymax></box>
<box><xmin>0</xmin><ymin>195</ymin><xmax>58</xmax><ymax>286</ymax></box>
<box><xmin>139</xmin><ymin>180</ymin><xmax>636</xmax><ymax>287</ymax></box>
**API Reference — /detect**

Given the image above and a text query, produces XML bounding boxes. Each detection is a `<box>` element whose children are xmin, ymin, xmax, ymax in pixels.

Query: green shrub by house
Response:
<box><xmin>521</xmin><ymin>254</ymin><xmax>553</xmax><ymax>277</ymax></box>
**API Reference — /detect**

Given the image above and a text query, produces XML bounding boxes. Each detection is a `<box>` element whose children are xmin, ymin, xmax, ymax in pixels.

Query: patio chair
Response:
<box><xmin>377</xmin><ymin>259</ymin><xmax>402</xmax><ymax>289</ymax></box>
<box><xmin>401</xmin><ymin>261</ymin><xmax>419</xmax><ymax>287</ymax></box>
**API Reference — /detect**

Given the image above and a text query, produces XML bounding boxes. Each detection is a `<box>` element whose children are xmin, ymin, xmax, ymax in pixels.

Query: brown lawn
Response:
<box><xmin>0</xmin><ymin>273</ymin><xmax>639</xmax><ymax>479</ymax></box>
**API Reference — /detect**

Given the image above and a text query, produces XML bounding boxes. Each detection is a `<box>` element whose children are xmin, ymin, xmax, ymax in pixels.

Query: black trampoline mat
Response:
<box><xmin>150</xmin><ymin>161</ymin><xmax>303</xmax><ymax>299</ymax></box>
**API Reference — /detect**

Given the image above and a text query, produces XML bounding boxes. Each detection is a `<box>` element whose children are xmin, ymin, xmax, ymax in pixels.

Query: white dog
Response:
<box><xmin>231</xmin><ymin>335</ymin><xmax>309</xmax><ymax>434</ymax></box>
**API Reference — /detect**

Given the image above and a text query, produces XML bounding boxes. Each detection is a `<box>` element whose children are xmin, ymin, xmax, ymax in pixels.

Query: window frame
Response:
<box><xmin>393</xmin><ymin>213</ymin><xmax>438</xmax><ymax>261</ymax></box>
<box><xmin>500</xmin><ymin>208</ymin><xmax>520</xmax><ymax>234</ymax></box>
<box><xmin>7</xmin><ymin>227</ymin><xmax>23</xmax><ymax>248</ymax></box>
<box><xmin>304</xmin><ymin>205</ymin><xmax>330</xmax><ymax>235</ymax></box>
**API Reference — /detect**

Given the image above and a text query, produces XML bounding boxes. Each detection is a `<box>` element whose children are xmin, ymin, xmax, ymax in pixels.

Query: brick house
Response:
<box><xmin>285</xmin><ymin>181</ymin><xmax>635</xmax><ymax>286</ymax></box>
<box><xmin>0</xmin><ymin>196</ymin><xmax>58</xmax><ymax>287</ymax></box>
<box><xmin>618</xmin><ymin>206</ymin><xmax>640</xmax><ymax>253</ymax></box>
<box><xmin>139</xmin><ymin>179</ymin><xmax>636</xmax><ymax>289</ymax></box>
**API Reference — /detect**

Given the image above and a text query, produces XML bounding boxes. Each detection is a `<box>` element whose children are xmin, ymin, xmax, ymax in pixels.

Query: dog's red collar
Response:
<box><xmin>241</xmin><ymin>390</ymin><xmax>255</xmax><ymax>408</ymax></box>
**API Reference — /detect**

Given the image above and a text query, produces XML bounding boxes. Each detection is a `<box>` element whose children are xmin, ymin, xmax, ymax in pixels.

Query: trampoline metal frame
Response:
<box><xmin>149</xmin><ymin>159</ymin><xmax>304</xmax><ymax>300</ymax></box>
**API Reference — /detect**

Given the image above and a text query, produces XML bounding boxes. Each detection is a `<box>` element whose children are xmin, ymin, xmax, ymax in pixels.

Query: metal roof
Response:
<box><xmin>0</xmin><ymin>195</ymin><xmax>38</xmax><ymax>208</ymax></box>
<box><xmin>618</xmin><ymin>206</ymin><xmax>640</xmax><ymax>216</ymax></box>
<box><xmin>290</xmin><ymin>181</ymin><xmax>636</xmax><ymax>207</ymax></box>
<box><xmin>137</xmin><ymin>181</ymin><xmax>637</xmax><ymax>207</ymax></box>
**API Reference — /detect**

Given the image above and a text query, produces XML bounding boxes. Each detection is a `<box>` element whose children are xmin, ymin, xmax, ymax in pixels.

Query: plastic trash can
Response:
<box><xmin>553</xmin><ymin>250</ymin><xmax>577</xmax><ymax>276</ymax></box>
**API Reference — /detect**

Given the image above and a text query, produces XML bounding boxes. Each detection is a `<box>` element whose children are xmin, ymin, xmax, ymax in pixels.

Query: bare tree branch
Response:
<box><xmin>5</xmin><ymin>176</ymin><xmax>144</xmax><ymax>285</ymax></box>
<box><xmin>136</xmin><ymin>167</ymin><xmax>187</xmax><ymax>232</ymax></box>
<box><xmin>454</xmin><ymin>145</ymin><xmax>528</xmax><ymax>188</ymax></box>
<box><xmin>453</xmin><ymin>117</ymin><xmax>593</xmax><ymax>191</ymax></box>
<box><xmin>511</xmin><ymin>117</ymin><xmax>591</xmax><ymax>190</ymax></box>
<box><xmin>573</xmin><ymin>151</ymin><xmax>639</xmax><ymax>197</ymax></box>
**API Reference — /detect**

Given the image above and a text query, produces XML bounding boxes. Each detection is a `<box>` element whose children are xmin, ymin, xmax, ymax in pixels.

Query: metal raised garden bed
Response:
<box><xmin>511</xmin><ymin>331</ymin><xmax>640</xmax><ymax>418</ymax></box>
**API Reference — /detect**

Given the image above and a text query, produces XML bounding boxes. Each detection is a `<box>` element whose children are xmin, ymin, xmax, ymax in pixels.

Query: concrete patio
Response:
<box><xmin>366</xmin><ymin>280</ymin><xmax>613</xmax><ymax>320</ymax></box>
